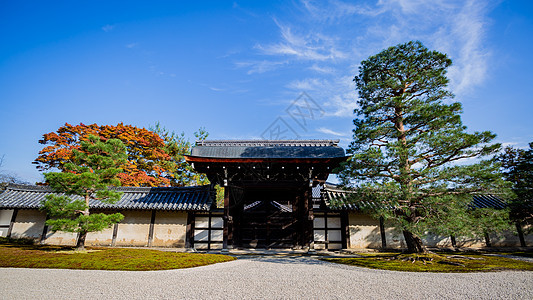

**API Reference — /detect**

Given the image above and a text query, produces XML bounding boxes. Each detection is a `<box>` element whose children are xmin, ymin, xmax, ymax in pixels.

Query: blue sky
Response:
<box><xmin>0</xmin><ymin>0</ymin><xmax>532</xmax><ymax>183</ymax></box>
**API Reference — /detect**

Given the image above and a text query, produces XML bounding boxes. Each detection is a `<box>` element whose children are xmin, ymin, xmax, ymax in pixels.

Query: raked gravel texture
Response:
<box><xmin>1</xmin><ymin>255</ymin><xmax>532</xmax><ymax>300</ymax></box>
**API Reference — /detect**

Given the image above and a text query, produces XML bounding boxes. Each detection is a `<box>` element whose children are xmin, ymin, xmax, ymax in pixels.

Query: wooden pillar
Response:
<box><xmin>185</xmin><ymin>212</ymin><xmax>194</xmax><ymax>248</ymax></box>
<box><xmin>147</xmin><ymin>210</ymin><xmax>156</xmax><ymax>247</ymax></box>
<box><xmin>516</xmin><ymin>222</ymin><xmax>526</xmax><ymax>247</ymax></box>
<box><xmin>302</xmin><ymin>186</ymin><xmax>314</xmax><ymax>249</ymax></box>
<box><xmin>6</xmin><ymin>208</ymin><xmax>18</xmax><ymax>238</ymax></box>
<box><xmin>234</xmin><ymin>195</ymin><xmax>243</xmax><ymax>248</ymax></box>
<box><xmin>379</xmin><ymin>217</ymin><xmax>387</xmax><ymax>249</ymax></box>
<box><xmin>223</xmin><ymin>187</ymin><xmax>230</xmax><ymax>250</ymax></box>
<box><xmin>341</xmin><ymin>211</ymin><xmax>349</xmax><ymax>249</ymax></box>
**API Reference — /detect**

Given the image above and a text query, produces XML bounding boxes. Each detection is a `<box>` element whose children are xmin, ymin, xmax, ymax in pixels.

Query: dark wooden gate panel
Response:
<box><xmin>239</xmin><ymin>190</ymin><xmax>298</xmax><ymax>248</ymax></box>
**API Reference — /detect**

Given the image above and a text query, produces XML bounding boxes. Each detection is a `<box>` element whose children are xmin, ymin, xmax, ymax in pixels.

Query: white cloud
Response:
<box><xmin>235</xmin><ymin>60</ymin><xmax>287</xmax><ymax>74</ymax></box>
<box><xmin>126</xmin><ymin>43</ymin><xmax>138</xmax><ymax>49</ymax></box>
<box><xmin>286</xmin><ymin>78</ymin><xmax>325</xmax><ymax>90</ymax></box>
<box><xmin>244</xmin><ymin>0</ymin><xmax>494</xmax><ymax>119</ymax></box>
<box><xmin>362</xmin><ymin>0</ymin><xmax>492</xmax><ymax>95</ymax></box>
<box><xmin>101</xmin><ymin>24</ymin><xmax>114</xmax><ymax>32</ymax></box>
<box><xmin>209</xmin><ymin>87</ymin><xmax>225</xmax><ymax>92</ymax></box>
<box><xmin>255</xmin><ymin>19</ymin><xmax>347</xmax><ymax>62</ymax></box>
<box><xmin>441</xmin><ymin>0</ymin><xmax>490</xmax><ymax>94</ymax></box>
<box><xmin>317</xmin><ymin>127</ymin><xmax>348</xmax><ymax>136</ymax></box>
<box><xmin>286</xmin><ymin>75</ymin><xmax>356</xmax><ymax>117</ymax></box>
<box><xmin>308</xmin><ymin>64</ymin><xmax>335</xmax><ymax>74</ymax></box>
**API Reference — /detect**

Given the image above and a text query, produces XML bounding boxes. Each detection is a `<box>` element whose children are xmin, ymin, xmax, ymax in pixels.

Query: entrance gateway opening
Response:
<box><xmin>185</xmin><ymin>140</ymin><xmax>347</xmax><ymax>250</ymax></box>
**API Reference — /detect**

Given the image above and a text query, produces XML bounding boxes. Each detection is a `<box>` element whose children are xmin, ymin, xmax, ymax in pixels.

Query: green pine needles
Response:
<box><xmin>41</xmin><ymin>135</ymin><xmax>127</xmax><ymax>250</ymax></box>
<box><xmin>340</xmin><ymin>41</ymin><xmax>510</xmax><ymax>253</ymax></box>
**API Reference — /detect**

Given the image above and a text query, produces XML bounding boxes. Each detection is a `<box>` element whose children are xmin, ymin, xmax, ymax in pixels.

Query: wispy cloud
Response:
<box><xmin>308</xmin><ymin>64</ymin><xmax>335</xmax><ymax>74</ymax></box>
<box><xmin>241</xmin><ymin>0</ymin><xmax>494</xmax><ymax>119</ymax></box>
<box><xmin>286</xmin><ymin>75</ymin><xmax>356</xmax><ymax>117</ymax></box>
<box><xmin>440</xmin><ymin>0</ymin><xmax>490</xmax><ymax>94</ymax></box>
<box><xmin>209</xmin><ymin>86</ymin><xmax>225</xmax><ymax>92</ymax></box>
<box><xmin>317</xmin><ymin>127</ymin><xmax>347</xmax><ymax>136</ymax></box>
<box><xmin>356</xmin><ymin>0</ymin><xmax>492</xmax><ymax>94</ymax></box>
<box><xmin>255</xmin><ymin>18</ymin><xmax>347</xmax><ymax>62</ymax></box>
<box><xmin>101</xmin><ymin>24</ymin><xmax>114</xmax><ymax>32</ymax></box>
<box><xmin>235</xmin><ymin>60</ymin><xmax>287</xmax><ymax>74</ymax></box>
<box><xmin>125</xmin><ymin>43</ymin><xmax>138</xmax><ymax>49</ymax></box>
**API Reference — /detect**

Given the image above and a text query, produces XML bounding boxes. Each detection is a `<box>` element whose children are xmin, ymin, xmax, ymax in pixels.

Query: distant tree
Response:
<box><xmin>498</xmin><ymin>143</ymin><xmax>533</xmax><ymax>232</ymax></box>
<box><xmin>467</xmin><ymin>207</ymin><xmax>511</xmax><ymax>246</ymax></box>
<box><xmin>339</xmin><ymin>41</ymin><xmax>507</xmax><ymax>253</ymax></box>
<box><xmin>41</xmin><ymin>135</ymin><xmax>126</xmax><ymax>251</ymax></box>
<box><xmin>0</xmin><ymin>155</ymin><xmax>29</xmax><ymax>190</ymax></box>
<box><xmin>151</xmin><ymin>123</ymin><xmax>209</xmax><ymax>186</ymax></box>
<box><xmin>151</xmin><ymin>123</ymin><xmax>224</xmax><ymax>206</ymax></box>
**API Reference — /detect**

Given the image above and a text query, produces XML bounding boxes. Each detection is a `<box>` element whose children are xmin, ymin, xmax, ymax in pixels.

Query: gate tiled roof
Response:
<box><xmin>190</xmin><ymin>140</ymin><xmax>346</xmax><ymax>159</ymax></box>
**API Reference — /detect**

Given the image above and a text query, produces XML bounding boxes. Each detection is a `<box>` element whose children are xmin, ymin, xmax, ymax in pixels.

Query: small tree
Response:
<box><xmin>41</xmin><ymin>135</ymin><xmax>127</xmax><ymax>251</ymax></box>
<box><xmin>340</xmin><ymin>41</ymin><xmax>507</xmax><ymax>253</ymax></box>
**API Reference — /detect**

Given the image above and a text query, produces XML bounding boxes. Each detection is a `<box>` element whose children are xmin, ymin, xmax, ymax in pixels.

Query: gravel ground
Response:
<box><xmin>1</xmin><ymin>255</ymin><xmax>532</xmax><ymax>300</ymax></box>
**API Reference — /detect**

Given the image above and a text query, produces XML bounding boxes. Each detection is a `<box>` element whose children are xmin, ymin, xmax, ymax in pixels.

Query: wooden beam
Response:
<box><xmin>147</xmin><ymin>210</ymin><xmax>156</xmax><ymax>247</ymax></box>
<box><xmin>185</xmin><ymin>155</ymin><xmax>348</xmax><ymax>165</ymax></box>
<box><xmin>185</xmin><ymin>212</ymin><xmax>194</xmax><ymax>248</ymax></box>
<box><xmin>6</xmin><ymin>208</ymin><xmax>18</xmax><ymax>238</ymax></box>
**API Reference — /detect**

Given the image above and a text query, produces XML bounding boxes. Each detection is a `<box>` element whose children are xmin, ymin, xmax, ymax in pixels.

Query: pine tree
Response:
<box><xmin>340</xmin><ymin>41</ymin><xmax>507</xmax><ymax>253</ymax></box>
<box><xmin>41</xmin><ymin>135</ymin><xmax>127</xmax><ymax>251</ymax></box>
<box><xmin>499</xmin><ymin>142</ymin><xmax>533</xmax><ymax>232</ymax></box>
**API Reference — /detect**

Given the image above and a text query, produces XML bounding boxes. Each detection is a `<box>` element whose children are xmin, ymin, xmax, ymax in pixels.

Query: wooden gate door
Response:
<box><xmin>239</xmin><ymin>190</ymin><xmax>297</xmax><ymax>248</ymax></box>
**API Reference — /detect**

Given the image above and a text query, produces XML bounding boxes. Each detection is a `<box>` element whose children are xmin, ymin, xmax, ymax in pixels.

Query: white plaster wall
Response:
<box><xmin>115</xmin><ymin>210</ymin><xmax>150</xmax><ymax>246</ymax></box>
<box><xmin>0</xmin><ymin>209</ymin><xmax>14</xmax><ymax>237</ymax></box>
<box><xmin>44</xmin><ymin>230</ymin><xmax>78</xmax><ymax>246</ymax></box>
<box><xmin>10</xmin><ymin>209</ymin><xmax>46</xmax><ymax>240</ymax></box>
<box><xmin>85</xmin><ymin>226</ymin><xmax>114</xmax><ymax>246</ymax></box>
<box><xmin>348</xmin><ymin>212</ymin><xmax>382</xmax><ymax>248</ymax></box>
<box><xmin>152</xmin><ymin>211</ymin><xmax>187</xmax><ymax>247</ymax></box>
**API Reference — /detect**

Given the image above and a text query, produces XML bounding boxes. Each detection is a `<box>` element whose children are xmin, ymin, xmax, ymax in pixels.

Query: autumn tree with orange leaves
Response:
<box><xmin>35</xmin><ymin>123</ymin><xmax>206</xmax><ymax>187</ymax></box>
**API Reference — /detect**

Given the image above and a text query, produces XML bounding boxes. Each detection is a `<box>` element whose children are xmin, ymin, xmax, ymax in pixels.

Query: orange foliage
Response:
<box><xmin>35</xmin><ymin>123</ymin><xmax>173</xmax><ymax>187</ymax></box>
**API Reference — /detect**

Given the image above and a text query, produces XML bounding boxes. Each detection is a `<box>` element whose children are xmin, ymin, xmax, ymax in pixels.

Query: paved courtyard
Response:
<box><xmin>1</xmin><ymin>255</ymin><xmax>532</xmax><ymax>299</ymax></box>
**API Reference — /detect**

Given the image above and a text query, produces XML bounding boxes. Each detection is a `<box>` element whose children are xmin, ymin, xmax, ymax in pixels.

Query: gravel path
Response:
<box><xmin>1</xmin><ymin>255</ymin><xmax>532</xmax><ymax>300</ymax></box>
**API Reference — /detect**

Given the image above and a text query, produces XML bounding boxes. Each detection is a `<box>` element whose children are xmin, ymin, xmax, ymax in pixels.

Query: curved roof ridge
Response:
<box><xmin>0</xmin><ymin>184</ymin><xmax>213</xmax><ymax>211</ymax></box>
<box><xmin>196</xmin><ymin>140</ymin><xmax>340</xmax><ymax>147</ymax></box>
<box><xmin>3</xmin><ymin>183</ymin><xmax>209</xmax><ymax>193</ymax></box>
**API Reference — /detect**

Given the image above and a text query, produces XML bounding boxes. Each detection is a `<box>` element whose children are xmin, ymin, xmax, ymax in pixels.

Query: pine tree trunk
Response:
<box><xmin>76</xmin><ymin>231</ymin><xmax>87</xmax><ymax>251</ymax></box>
<box><xmin>402</xmin><ymin>230</ymin><xmax>427</xmax><ymax>253</ymax></box>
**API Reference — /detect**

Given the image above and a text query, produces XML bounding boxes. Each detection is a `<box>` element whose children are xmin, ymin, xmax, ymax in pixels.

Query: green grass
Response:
<box><xmin>0</xmin><ymin>243</ymin><xmax>235</xmax><ymax>271</ymax></box>
<box><xmin>323</xmin><ymin>252</ymin><xmax>533</xmax><ymax>273</ymax></box>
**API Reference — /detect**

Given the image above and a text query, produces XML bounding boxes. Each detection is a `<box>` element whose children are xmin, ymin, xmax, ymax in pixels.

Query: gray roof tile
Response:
<box><xmin>191</xmin><ymin>140</ymin><xmax>345</xmax><ymax>159</ymax></box>
<box><xmin>321</xmin><ymin>185</ymin><xmax>507</xmax><ymax>211</ymax></box>
<box><xmin>0</xmin><ymin>184</ymin><xmax>213</xmax><ymax>211</ymax></box>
